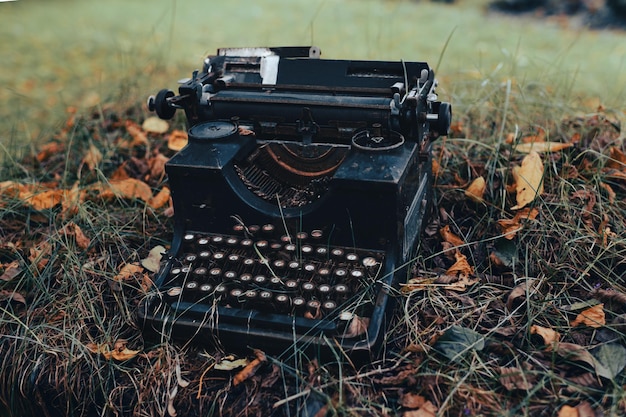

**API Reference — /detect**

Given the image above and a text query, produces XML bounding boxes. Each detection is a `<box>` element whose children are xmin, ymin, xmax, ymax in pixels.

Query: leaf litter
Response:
<box><xmin>0</xmin><ymin>96</ymin><xmax>625</xmax><ymax>416</ymax></box>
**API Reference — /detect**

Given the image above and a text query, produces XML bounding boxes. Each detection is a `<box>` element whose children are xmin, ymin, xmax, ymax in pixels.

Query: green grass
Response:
<box><xmin>2</xmin><ymin>0</ymin><xmax>626</xmax><ymax>416</ymax></box>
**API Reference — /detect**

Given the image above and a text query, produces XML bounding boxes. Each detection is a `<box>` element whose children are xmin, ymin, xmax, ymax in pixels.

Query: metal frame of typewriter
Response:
<box><xmin>140</xmin><ymin>46</ymin><xmax>450</xmax><ymax>361</ymax></box>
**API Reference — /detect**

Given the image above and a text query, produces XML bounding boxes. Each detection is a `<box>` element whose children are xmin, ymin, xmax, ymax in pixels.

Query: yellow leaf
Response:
<box><xmin>85</xmin><ymin>342</ymin><xmax>140</xmax><ymax>361</ymax></box>
<box><xmin>109</xmin><ymin>179</ymin><xmax>153</xmax><ymax>203</ymax></box>
<box><xmin>141</xmin><ymin>245</ymin><xmax>166</xmax><ymax>273</ymax></box>
<box><xmin>24</xmin><ymin>189</ymin><xmax>64</xmax><ymax>211</ymax></box>
<box><xmin>142</xmin><ymin>116</ymin><xmax>169</xmax><ymax>134</ymax></box>
<box><xmin>81</xmin><ymin>144</ymin><xmax>102</xmax><ymax>171</ymax></box>
<box><xmin>514</xmin><ymin>141</ymin><xmax>573</xmax><ymax>153</ymax></box>
<box><xmin>511</xmin><ymin>151</ymin><xmax>544</xmax><ymax>210</ymax></box>
<box><xmin>465</xmin><ymin>176</ymin><xmax>486</xmax><ymax>203</ymax></box>
<box><xmin>557</xmin><ymin>405</ymin><xmax>579</xmax><ymax>417</ymax></box>
<box><xmin>148</xmin><ymin>187</ymin><xmax>171</xmax><ymax>209</ymax></box>
<box><xmin>530</xmin><ymin>325</ymin><xmax>561</xmax><ymax>345</ymax></box>
<box><xmin>570</xmin><ymin>304</ymin><xmax>605</xmax><ymax>328</ymax></box>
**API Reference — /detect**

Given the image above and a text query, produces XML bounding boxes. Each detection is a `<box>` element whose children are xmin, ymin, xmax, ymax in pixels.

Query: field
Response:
<box><xmin>1</xmin><ymin>0</ymin><xmax>626</xmax><ymax>416</ymax></box>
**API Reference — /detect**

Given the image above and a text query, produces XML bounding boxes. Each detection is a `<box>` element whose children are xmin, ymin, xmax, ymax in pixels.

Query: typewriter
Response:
<box><xmin>140</xmin><ymin>46</ymin><xmax>450</xmax><ymax>360</ymax></box>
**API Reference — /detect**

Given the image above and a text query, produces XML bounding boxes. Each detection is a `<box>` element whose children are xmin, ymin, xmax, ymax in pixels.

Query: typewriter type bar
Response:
<box><xmin>141</xmin><ymin>46</ymin><xmax>450</xmax><ymax>361</ymax></box>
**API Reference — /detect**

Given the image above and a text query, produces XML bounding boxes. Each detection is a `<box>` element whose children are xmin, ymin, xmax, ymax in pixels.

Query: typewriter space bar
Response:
<box><xmin>170</xmin><ymin>301</ymin><xmax>338</xmax><ymax>333</ymax></box>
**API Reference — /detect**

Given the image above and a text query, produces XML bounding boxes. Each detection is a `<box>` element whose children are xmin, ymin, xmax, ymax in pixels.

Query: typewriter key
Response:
<box><xmin>227</xmin><ymin>253</ymin><xmax>241</xmax><ymax>263</ymax></box>
<box><xmin>310</xmin><ymin>229</ymin><xmax>323</xmax><ymax>240</ymax></box>
<box><xmin>301</xmin><ymin>281</ymin><xmax>316</xmax><ymax>296</ymax></box>
<box><xmin>362</xmin><ymin>257</ymin><xmax>378</xmax><ymax>268</ymax></box>
<box><xmin>211</xmin><ymin>236</ymin><xmax>224</xmax><ymax>245</ymax></box>
<box><xmin>199</xmin><ymin>283</ymin><xmax>213</xmax><ymax>297</ymax></box>
<box><xmin>248</xmin><ymin>225</ymin><xmax>261</xmax><ymax>235</ymax></box>
<box><xmin>253</xmin><ymin>274</ymin><xmax>267</xmax><ymax>286</ymax></box>
<box><xmin>269</xmin><ymin>276</ymin><xmax>283</xmax><ymax>289</ymax></box>
<box><xmin>306</xmin><ymin>299</ymin><xmax>321</xmax><ymax>316</ymax></box>
<box><xmin>285</xmin><ymin>280</ymin><xmax>299</xmax><ymax>291</ymax></box>
<box><xmin>333</xmin><ymin>284</ymin><xmax>350</xmax><ymax>301</ymax></box>
<box><xmin>318</xmin><ymin>267</ymin><xmax>331</xmax><ymax>279</ymax></box>
<box><xmin>228</xmin><ymin>288</ymin><xmax>245</xmax><ymax>305</ymax></box>
<box><xmin>350</xmin><ymin>269</ymin><xmax>364</xmax><ymax>279</ymax></box>
<box><xmin>261</xmin><ymin>224</ymin><xmax>275</xmax><ymax>234</ymax></box>
<box><xmin>209</xmin><ymin>268</ymin><xmax>222</xmax><ymax>280</ymax></box>
<box><xmin>184</xmin><ymin>281</ymin><xmax>199</xmax><ymax>299</ymax></box>
<box><xmin>244</xmin><ymin>289</ymin><xmax>259</xmax><ymax>306</ymax></box>
<box><xmin>272</xmin><ymin>259</ymin><xmax>286</xmax><ymax>270</ymax></box>
<box><xmin>334</xmin><ymin>268</ymin><xmax>348</xmax><ymax>279</ymax></box>
<box><xmin>255</xmin><ymin>240</ymin><xmax>269</xmax><ymax>251</ymax></box>
<box><xmin>275</xmin><ymin>294</ymin><xmax>291</xmax><ymax>313</ymax></box>
<box><xmin>214</xmin><ymin>283</ymin><xmax>228</xmax><ymax>298</ymax></box>
<box><xmin>284</xmin><ymin>243</ymin><xmax>297</xmax><ymax>254</ymax></box>
<box><xmin>315</xmin><ymin>246</ymin><xmax>328</xmax><ymax>258</ymax></box>
<box><xmin>213</xmin><ymin>252</ymin><xmax>225</xmax><ymax>262</ymax></box>
<box><xmin>169</xmin><ymin>267</ymin><xmax>182</xmax><ymax>277</ymax></box>
<box><xmin>232</xmin><ymin>224</ymin><xmax>245</xmax><ymax>233</ymax></box>
<box><xmin>301</xmin><ymin>245</ymin><xmax>314</xmax><ymax>255</ymax></box>
<box><xmin>322</xmin><ymin>300</ymin><xmax>337</xmax><ymax>314</ymax></box>
<box><xmin>226</xmin><ymin>237</ymin><xmax>239</xmax><ymax>246</ymax></box>
<box><xmin>259</xmin><ymin>290</ymin><xmax>273</xmax><ymax>305</ymax></box>
<box><xmin>192</xmin><ymin>267</ymin><xmax>208</xmax><ymax>280</ymax></box>
<box><xmin>223</xmin><ymin>270</ymin><xmax>238</xmax><ymax>281</ymax></box>
<box><xmin>180</xmin><ymin>266</ymin><xmax>191</xmax><ymax>275</ymax></box>
<box><xmin>288</xmin><ymin>260</ymin><xmax>300</xmax><ymax>271</ymax></box>
<box><xmin>303</xmin><ymin>263</ymin><xmax>316</xmax><ymax>274</ymax></box>
<box><xmin>183</xmin><ymin>233</ymin><xmax>196</xmax><ymax>246</ymax></box>
<box><xmin>165</xmin><ymin>286</ymin><xmax>183</xmax><ymax>300</ymax></box>
<box><xmin>240</xmin><ymin>238</ymin><xmax>254</xmax><ymax>248</ymax></box>
<box><xmin>331</xmin><ymin>248</ymin><xmax>344</xmax><ymax>259</ymax></box>
<box><xmin>197</xmin><ymin>236</ymin><xmax>211</xmax><ymax>249</ymax></box>
<box><xmin>292</xmin><ymin>296</ymin><xmax>306</xmax><ymax>314</ymax></box>
<box><xmin>270</xmin><ymin>242</ymin><xmax>283</xmax><ymax>251</ymax></box>
<box><xmin>199</xmin><ymin>251</ymin><xmax>212</xmax><ymax>262</ymax></box>
<box><xmin>318</xmin><ymin>283</ymin><xmax>332</xmax><ymax>298</ymax></box>
<box><xmin>345</xmin><ymin>253</ymin><xmax>359</xmax><ymax>263</ymax></box>
<box><xmin>184</xmin><ymin>253</ymin><xmax>198</xmax><ymax>264</ymax></box>
<box><xmin>296</xmin><ymin>232</ymin><xmax>308</xmax><ymax>241</ymax></box>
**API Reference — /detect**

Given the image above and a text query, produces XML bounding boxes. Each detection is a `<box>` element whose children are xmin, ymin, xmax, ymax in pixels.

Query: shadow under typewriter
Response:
<box><xmin>139</xmin><ymin>46</ymin><xmax>450</xmax><ymax>362</ymax></box>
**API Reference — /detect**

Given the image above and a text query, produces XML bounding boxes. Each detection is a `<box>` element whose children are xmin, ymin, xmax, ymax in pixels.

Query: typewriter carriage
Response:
<box><xmin>141</xmin><ymin>46</ymin><xmax>450</xmax><ymax>360</ymax></box>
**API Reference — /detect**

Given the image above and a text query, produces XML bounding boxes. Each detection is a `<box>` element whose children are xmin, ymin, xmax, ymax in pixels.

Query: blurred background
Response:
<box><xmin>1</xmin><ymin>0</ymin><xmax>625</xmax><ymax>157</ymax></box>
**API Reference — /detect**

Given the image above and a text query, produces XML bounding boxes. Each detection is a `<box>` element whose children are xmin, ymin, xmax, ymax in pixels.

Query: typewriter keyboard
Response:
<box><xmin>160</xmin><ymin>224</ymin><xmax>385</xmax><ymax>334</ymax></box>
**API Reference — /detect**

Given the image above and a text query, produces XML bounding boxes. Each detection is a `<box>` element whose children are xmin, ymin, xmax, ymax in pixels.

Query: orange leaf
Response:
<box><xmin>446</xmin><ymin>251</ymin><xmax>474</xmax><ymax>277</ymax></box>
<box><xmin>233</xmin><ymin>349</ymin><xmax>266</xmax><ymax>386</ymax></box>
<box><xmin>511</xmin><ymin>151</ymin><xmax>544</xmax><ymax>210</ymax></box>
<box><xmin>168</xmin><ymin>130</ymin><xmax>188</xmax><ymax>151</ymax></box>
<box><xmin>36</xmin><ymin>142</ymin><xmax>64</xmax><ymax>163</ymax></box>
<box><xmin>108</xmin><ymin>179</ymin><xmax>153</xmax><ymax>203</ymax></box>
<box><xmin>24</xmin><ymin>189</ymin><xmax>64</xmax><ymax>211</ymax></box>
<box><xmin>497</xmin><ymin>207</ymin><xmax>539</xmax><ymax>239</ymax></box>
<box><xmin>557</xmin><ymin>405</ymin><xmax>579</xmax><ymax>417</ymax></box>
<box><xmin>465</xmin><ymin>177</ymin><xmax>486</xmax><ymax>203</ymax></box>
<box><xmin>86</xmin><ymin>342</ymin><xmax>140</xmax><ymax>361</ymax></box>
<box><xmin>115</xmin><ymin>263</ymin><xmax>143</xmax><ymax>281</ymax></box>
<box><xmin>402</xmin><ymin>400</ymin><xmax>437</xmax><ymax>417</ymax></box>
<box><xmin>440</xmin><ymin>225</ymin><xmax>465</xmax><ymax>248</ymax></box>
<box><xmin>125</xmin><ymin>120</ymin><xmax>148</xmax><ymax>147</ymax></box>
<box><xmin>147</xmin><ymin>153</ymin><xmax>169</xmax><ymax>183</ymax></box>
<box><xmin>530</xmin><ymin>325</ymin><xmax>560</xmax><ymax>345</ymax></box>
<box><xmin>0</xmin><ymin>260</ymin><xmax>22</xmax><ymax>282</ymax></box>
<box><xmin>148</xmin><ymin>187</ymin><xmax>170</xmax><ymax>209</ymax></box>
<box><xmin>514</xmin><ymin>141</ymin><xmax>573</xmax><ymax>153</ymax></box>
<box><xmin>570</xmin><ymin>304</ymin><xmax>605</xmax><ymax>328</ymax></box>
<box><xmin>81</xmin><ymin>144</ymin><xmax>102</xmax><ymax>171</ymax></box>
<box><xmin>60</xmin><ymin>222</ymin><xmax>91</xmax><ymax>250</ymax></box>
<box><xmin>606</xmin><ymin>147</ymin><xmax>626</xmax><ymax>170</ymax></box>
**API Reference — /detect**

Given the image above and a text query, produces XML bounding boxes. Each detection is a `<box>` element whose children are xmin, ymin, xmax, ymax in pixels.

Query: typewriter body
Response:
<box><xmin>140</xmin><ymin>46</ymin><xmax>450</xmax><ymax>360</ymax></box>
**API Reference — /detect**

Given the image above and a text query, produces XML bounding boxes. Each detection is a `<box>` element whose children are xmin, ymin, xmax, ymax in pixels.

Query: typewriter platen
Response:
<box><xmin>140</xmin><ymin>46</ymin><xmax>451</xmax><ymax>360</ymax></box>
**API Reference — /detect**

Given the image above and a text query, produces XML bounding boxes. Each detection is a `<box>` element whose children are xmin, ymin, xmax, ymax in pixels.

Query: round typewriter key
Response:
<box><xmin>248</xmin><ymin>225</ymin><xmax>261</xmax><ymax>235</ymax></box>
<box><xmin>350</xmin><ymin>269</ymin><xmax>364</xmax><ymax>279</ymax></box>
<box><xmin>306</xmin><ymin>299</ymin><xmax>321</xmax><ymax>316</ymax></box>
<box><xmin>199</xmin><ymin>283</ymin><xmax>213</xmax><ymax>297</ymax></box>
<box><xmin>255</xmin><ymin>240</ymin><xmax>269</xmax><ymax>250</ymax></box>
<box><xmin>270</xmin><ymin>242</ymin><xmax>283</xmax><ymax>251</ymax></box>
<box><xmin>209</xmin><ymin>267</ymin><xmax>222</xmax><ymax>279</ymax></box>
<box><xmin>303</xmin><ymin>263</ymin><xmax>316</xmax><ymax>274</ymax></box>
<box><xmin>198</xmin><ymin>251</ymin><xmax>212</xmax><ymax>262</ymax></box>
<box><xmin>169</xmin><ymin>267</ymin><xmax>182</xmax><ymax>277</ymax></box>
<box><xmin>362</xmin><ymin>257</ymin><xmax>378</xmax><ymax>268</ymax></box>
<box><xmin>214</xmin><ymin>283</ymin><xmax>228</xmax><ymax>298</ymax></box>
<box><xmin>239</xmin><ymin>273</ymin><xmax>253</xmax><ymax>285</ymax></box>
<box><xmin>285</xmin><ymin>280</ymin><xmax>299</xmax><ymax>291</ymax></box>
<box><xmin>315</xmin><ymin>247</ymin><xmax>328</xmax><ymax>258</ymax></box>
<box><xmin>242</xmin><ymin>258</ymin><xmax>256</xmax><ymax>269</ymax></box>
<box><xmin>292</xmin><ymin>296</ymin><xmax>306</xmax><ymax>314</ymax></box>
<box><xmin>192</xmin><ymin>267</ymin><xmax>208</xmax><ymax>279</ymax></box>
<box><xmin>240</xmin><ymin>238</ymin><xmax>254</xmax><ymax>248</ymax></box>
<box><xmin>229</xmin><ymin>288</ymin><xmax>245</xmax><ymax>305</ymax></box>
<box><xmin>334</xmin><ymin>268</ymin><xmax>348</xmax><ymax>279</ymax></box>
<box><xmin>301</xmin><ymin>245</ymin><xmax>314</xmax><ymax>255</ymax></box>
<box><xmin>226</xmin><ymin>237</ymin><xmax>239</xmax><ymax>246</ymax></box>
<box><xmin>334</xmin><ymin>284</ymin><xmax>350</xmax><ymax>300</ymax></box>
<box><xmin>288</xmin><ymin>260</ymin><xmax>300</xmax><ymax>271</ymax></box>
<box><xmin>322</xmin><ymin>300</ymin><xmax>337</xmax><ymax>314</ymax></box>
<box><xmin>301</xmin><ymin>281</ymin><xmax>316</xmax><ymax>296</ymax></box>
<box><xmin>318</xmin><ymin>283</ymin><xmax>332</xmax><ymax>298</ymax></box>
<box><xmin>262</xmin><ymin>224</ymin><xmax>275</xmax><ymax>234</ymax></box>
<box><xmin>213</xmin><ymin>252</ymin><xmax>225</xmax><ymax>261</ymax></box>
<box><xmin>310</xmin><ymin>230</ymin><xmax>323</xmax><ymax>240</ymax></box>
<box><xmin>317</xmin><ymin>267</ymin><xmax>331</xmax><ymax>280</ymax></box>
<box><xmin>259</xmin><ymin>290</ymin><xmax>273</xmax><ymax>302</ymax></box>
<box><xmin>244</xmin><ymin>289</ymin><xmax>259</xmax><ymax>305</ymax></box>
<box><xmin>181</xmin><ymin>266</ymin><xmax>191</xmax><ymax>275</ymax></box>
<box><xmin>345</xmin><ymin>253</ymin><xmax>359</xmax><ymax>263</ymax></box>
<box><xmin>166</xmin><ymin>286</ymin><xmax>182</xmax><ymax>300</ymax></box>
<box><xmin>183</xmin><ymin>233</ymin><xmax>196</xmax><ymax>246</ymax></box>
<box><xmin>197</xmin><ymin>236</ymin><xmax>210</xmax><ymax>248</ymax></box>
<box><xmin>331</xmin><ymin>248</ymin><xmax>344</xmax><ymax>259</ymax></box>
<box><xmin>275</xmin><ymin>294</ymin><xmax>291</xmax><ymax>313</ymax></box>
<box><xmin>184</xmin><ymin>253</ymin><xmax>198</xmax><ymax>264</ymax></box>
<box><xmin>284</xmin><ymin>243</ymin><xmax>297</xmax><ymax>253</ymax></box>
<box><xmin>211</xmin><ymin>236</ymin><xmax>224</xmax><ymax>245</ymax></box>
<box><xmin>185</xmin><ymin>281</ymin><xmax>199</xmax><ymax>294</ymax></box>
<box><xmin>253</xmin><ymin>275</ymin><xmax>267</xmax><ymax>286</ymax></box>
<box><xmin>269</xmin><ymin>276</ymin><xmax>283</xmax><ymax>289</ymax></box>
<box><xmin>227</xmin><ymin>253</ymin><xmax>241</xmax><ymax>263</ymax></box>
<box><xmin>272</xmin><ymin>259</ymin><xmax>286</xmax><ymax>270</ymax></box>
<box><xmin>232</xmin><ymin>224</ymin><xmax>245</xmax><ymax>233</ymax></box>
<box><xmin>223</xmin><ymin>270</ymin><xmax>238</xmax><ymax>281</ymax></box>
<box><xmin>296</xmin><ymin>232</ymin><xmax>308</xmax><ymax>241</ymax></box>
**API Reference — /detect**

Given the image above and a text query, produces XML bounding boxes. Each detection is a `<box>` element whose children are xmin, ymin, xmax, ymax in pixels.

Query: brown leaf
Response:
<box><xmin>440</xmin><ymin>225</ymin><xmax>465</xmax><ymax>248</ymax></box>
<box><xmin>514</xmin><ymin>141</ymin><xmax>573</xmax><ymax>153</ymax></box>
<box><xmin>445</xmin><ymin>251</ymin><xmax>474</xmax><ymax>277</ymax></box>
<box><xmin>60</xmin><ymin>222</ymin><xmax>91</xmax><ymax>250</ymax></box>
<box><xmin>547</xmin><ymin>342</ymin><xmax>596</xmax><ymax>369</ymax></box>
<box><xmin>570</xmin><ymin>304</ymin><xmax>605</xmax><ymax>328</ymax></box>
<box><xmin>497</xmin><ymin>207</ymin><xmax>539</xmax><ymax>239</ymax></box>
<box><xmin>499</xmin><ymin>366</ymin><xmax>536</xmax><ymax>391</ymax></box>
<box><xmin>530</xmin><ymin>325</ymin><xmax>561</xmax><ymax>345</ymax></box>
<box><xmin>0</xmin><ymin>260</ymin><xmax>22</xmax><ymax>282</ymax></box>
<box><xmin>465</xmin><ymin>176</ymin><xmax>486</xmax><ymax>203</ymax></box>
<box><xmin>125</xmin><ymin>120</ymin><xmax>149</xmax><ymax>147</ymax></box>
<box><xmin>589</xmin><ymin>288</ymin><xmax>626</xmax><ymax>307</ymax></box>
<box><xmin>86</xmin><ymin>342</ymin><xmax>140</xmax><ymax>361</ymax></box>
<box><xmin>343</xmin><ymin>315</ymin><xmax>370</xmax><ymax>338</ymax></box>
<box><xmin>402</xmin><ymin>400</ymin><xmax>437</xmax><ymax>417</ymax></box>
<box><xmin>606</xmin><ymin>146</ymin><xmax>626</xmax><ymax>170</ymax></box>
<box><xmin>0</xmin><ymin>289</ymin><xmax>26</xmax><ymax>305</ymax></box>
<box><xmin>168</xmin><ymin>130</ymin><xmax>188</xmax><ymax>151</ymax></box>
<box><xmin>81</xmin><ymin>144</ymin><xmax>102</xmax><ymax>171</ymax></box>
<box><xmin>507</xmin><ymin>282</ymin><xmax>531</xmax><ymax>310</ymax></box>
<box><xmin>24</xmin><ymin>189</ymin><xmax>64</xmax><ymax>211</ymax></box>
<box><xmin>511</xmin><ymin>151</ymin><xmax>544</xmax><ymax>210</ymax></box>
<box><xmin>399</xmin><ymin>393</ymin><xmax>427</xmax><ymax>409</ymax></box>
<box><xmin>147</xmin><ymin>153</ymin><xmax>169</xmax><ymax>183</ymax></box>
<box><xmin>108</xmin><ymin>179</ymin><xmax>153</xmax><ymax>203</ymax></box>
<box><xmin>36</xmin><ymin>142</ymin><xmax>65</xmax><ymax>163</ymax></box>
<box><xmin>557</xmin><ymin>405</ymin><xmax>579</xmax><ymax>417</ymax></box>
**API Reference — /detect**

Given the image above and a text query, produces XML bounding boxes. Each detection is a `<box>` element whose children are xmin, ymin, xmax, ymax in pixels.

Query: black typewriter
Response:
<box><xmin>140</xmin><ymin>46</ymin><xmax>450</xmax><ymax>360</ymax></box>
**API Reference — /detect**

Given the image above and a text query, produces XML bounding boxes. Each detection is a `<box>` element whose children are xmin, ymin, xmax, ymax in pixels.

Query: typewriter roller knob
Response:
<box><xmin>147</xmin><ymin>89</ymin><xmax>176</xmax><ymax>120</ymax></box>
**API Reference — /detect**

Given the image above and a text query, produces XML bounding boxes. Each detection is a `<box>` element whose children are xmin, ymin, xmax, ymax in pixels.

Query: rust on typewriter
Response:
<box><xmin>140</xmin><ymin>46</ymin><xmax>451</xmax><ymax>361</ymax></box>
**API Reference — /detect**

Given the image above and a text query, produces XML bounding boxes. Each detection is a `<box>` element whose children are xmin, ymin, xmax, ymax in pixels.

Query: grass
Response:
<box><xmin>1</xmin><ymin>0</ymin><xmax>626</xmax><ymax>416</ymax></box>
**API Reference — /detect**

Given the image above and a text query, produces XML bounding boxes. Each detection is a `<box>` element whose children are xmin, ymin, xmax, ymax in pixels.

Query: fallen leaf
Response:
<box><xmin>142</xmin><ymin>116</ymin><xmax>169</xmax><ymax>134</ymax></box>
<box><xmin>0</xmin><ymin>289</ymin><xmax>26</xmax><ymax>305</ymax></box>
<box><xmin>593</xmin><ymin>343</ymin><xmax>626</xmax><ymax>380</ymax></box>
<box><xmin>402</xmin><ymin>401</ymin><xmax>437</xmax><ymax>417</ymax></box>
<box><xmin>557</xmin><ymin>405</ymin><xmax>578</xmax><ymax>417</ymax></box>
<box><xmin>86</xmin><ymin>341</ymin><xmax>140</xmax><ymax>361</ymax></box>
<box><xmin>0</xmin><ymin>260</ymin><xmax>22</xmax><ymax>282</ymax></box>
<box><xmin>514</xmin><ymin>141</ymin><xmax>573</xmax><ymax>153</ymax></box>
<box><xmin>547</xmin><ymin>342</ymin><xmax>596</xmax><ymax>371</ymax></box>
<box><xmin>233</xmin><ymin>349</ymin><xmax>266</xmax><ymax>386</ymax></box>
<box><xmin>24</xmin><ymin>189</ymin><xmax>64</xmax><ymax>211</ymax></box>
<box><xmin>511</xmin><ymin>151</ymin><xmax>544</xmax><ymax>210</ymax></box>
<box><xmin>168</xmin><ymin>130</ymin><xmax>188</xmax><ymax>151</ymax></box>
<box><xmin>343</xmin><ymin>314</ymin><xmax>370</xmax><ymax>338</ymax></box>
<box><xmin>148</xmin><ymin>187</ymin><xmax>171</xmax><ymax>209</ymax></box>
<box><xmin>606</xmin><ymin>146</ymin><xmax>626</xmax><ymax>170</ymax></box>
<box><xmin>141</xmin><ymin>245</ymin><xmax>166</xmax><ymax>273</ymax></box>
<box><xmin>400</xmin><ymin>393</ymin><xmax>427</xmax><ymax>409</ymax></box>
<box><xmin>445</xmin><ymin>251</ymin><xmax>474</xmax><ymax>277</ymax></box>
<box><xmin>214</xmin><ymin>357</ymin><xmax>249</xmax><ymax>371</ymax></box>
<box><xmin>530</xmin><ymin>325</ymin><xmax>560</xmax><ymax>345</ymax></box>
<box><xmin>114</xmin><ymin>263</ymin><xmax>143</xmax><ymax>281</ymax></box>
<box><xmin>440</xmin><ymin>225</ymin><xmax>465</xmax><ymax>248</ymax></box>
<box><xmin>570</xmin><ymin>304</ymin><xmax>605</xmax><ymax>328</ymax></box>
<box><xmin>465</xmin><ymin>176</ymin><xmax>486</xmax><ymax>203</ymax></box>
<box><xmin>499</xmin><ymin>366</ymin><xmax>536</xmax><ymax>391</ymax></box>
<box><xmin>497</xmin><ymin>207</ymin><xmax>539</xmax><ymax>239</ymax></box>
<box><xmin>434</xmin><ymin>325</ymin><xmax>485</xmax><ymax>363</ymax></box>
<box><xmin>36</xmin><ymin>142</ymin><xmax>64</xmax><ymax>163</ymax></box>
<box><xmin>60</xmin><ymin>222</ymin><xmax>91</xmax><ymax>250</ymax></box>
<box><xmin>107</xmin><ymin>179</ymin><xmax>153</xmax><ymax>203</ymax></box>
<box><xmin>81</xmin><ymin>144</ymin><xmax>102</xmax><ymax>171</ymax></box>
<box><xmin>125</xmin><ymin>120</ymin><xmax>149</xmax><ymax>147</ymax></box>
<box><xmin>147</xmin><ymin>153</ymin><xmax>169</xmax><ymax>183</ymax></box>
